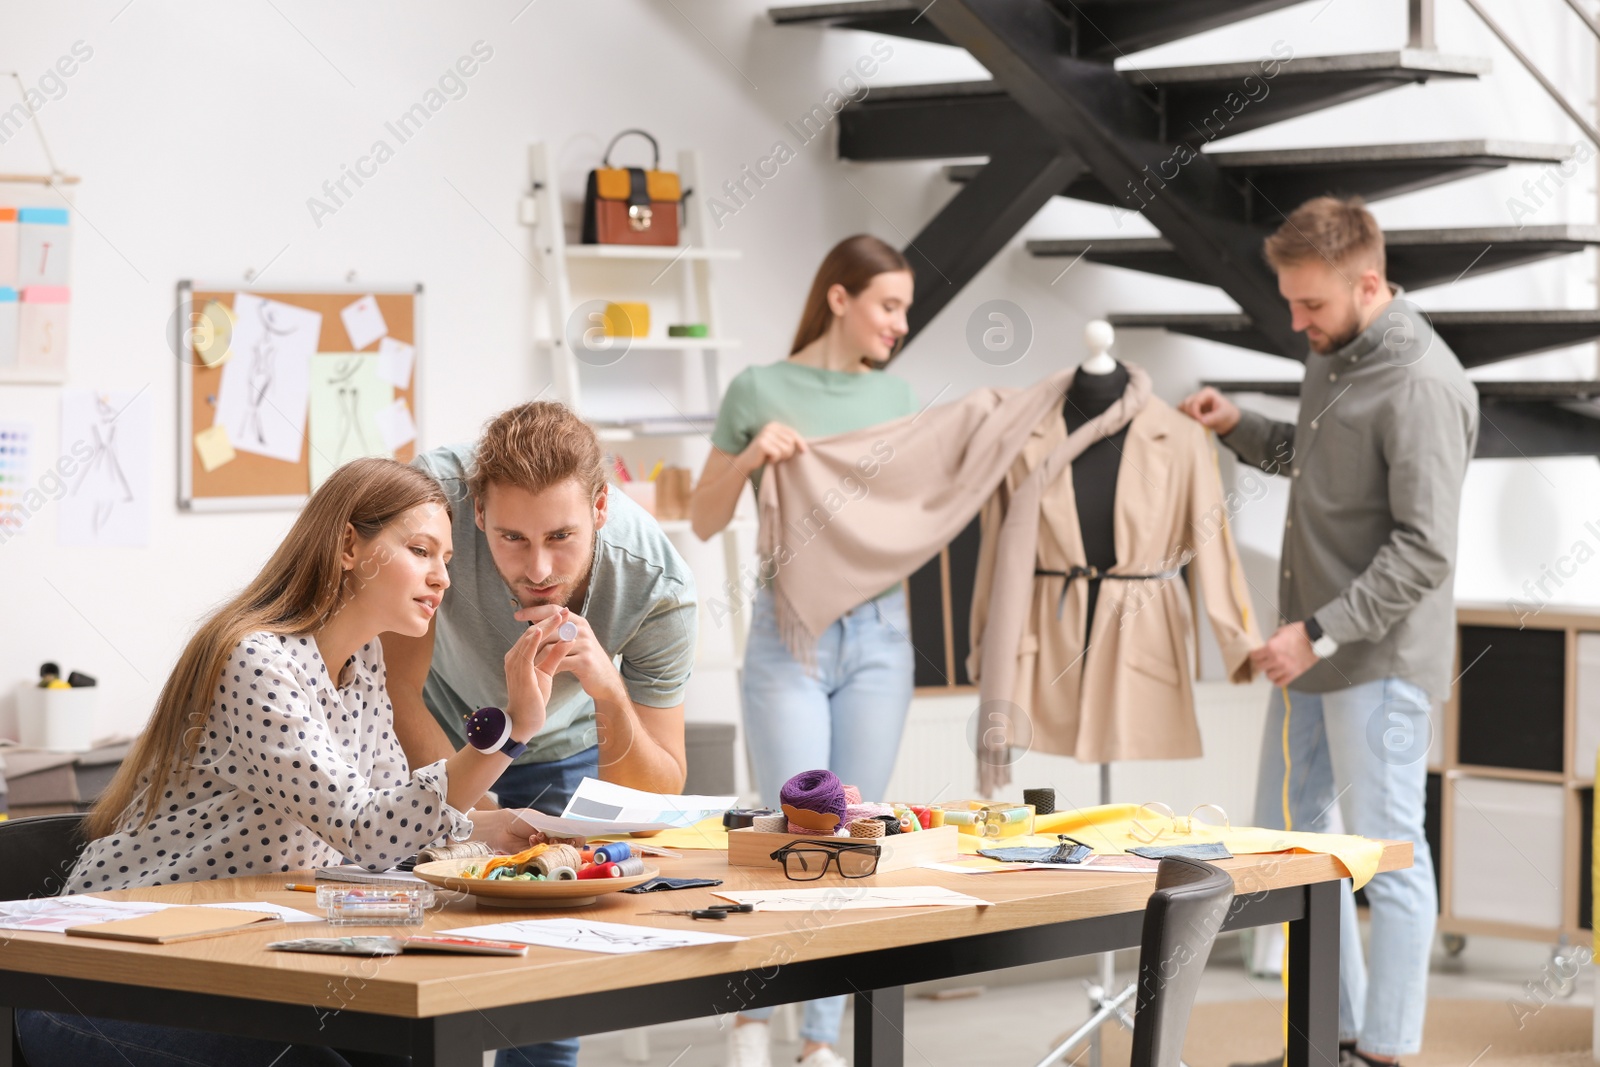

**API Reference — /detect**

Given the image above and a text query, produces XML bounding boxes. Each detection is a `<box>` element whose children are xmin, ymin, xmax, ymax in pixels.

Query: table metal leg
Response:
<box><xmin>1286</xmin><ymin>879</ymin><xmax>1340</xmax><ymax>1067</ymax></box>
<box><xmin>853</xmin><ymin>987</ymin><xmax>905</xmax><ymax>1067</ymax></box>
<box><xmin>409</xmin><ymin>1015</ymin><xmax>484</xmax><ymax>1067</ymax></box>
<box><xmin>3</xmin><ymin>1007</ymin><xmax>15</xmax><ymax>1067</ymax></box>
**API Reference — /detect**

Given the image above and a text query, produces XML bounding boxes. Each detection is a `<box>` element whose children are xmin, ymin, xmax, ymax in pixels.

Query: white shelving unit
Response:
<box><xmin>522</xmin><ymin>140</ymin><xmax>756</xmax><ymax>693</ymax></box>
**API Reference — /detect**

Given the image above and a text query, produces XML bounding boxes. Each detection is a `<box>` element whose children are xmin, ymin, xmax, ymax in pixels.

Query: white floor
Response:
<box><xmin>526</xmin><ymin>931</ymin><xmax>1593</xmax><ymax>1067</ymax></box>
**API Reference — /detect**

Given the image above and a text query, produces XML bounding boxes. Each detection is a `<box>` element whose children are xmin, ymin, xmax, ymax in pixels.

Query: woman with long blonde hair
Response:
<box><xmin>21</xmin><ymin>457</ymin><xmax>567</xmax><ymax>1067</ymax></box>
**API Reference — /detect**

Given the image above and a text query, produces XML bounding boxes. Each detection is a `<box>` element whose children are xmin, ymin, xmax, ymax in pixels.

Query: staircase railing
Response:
<box><xmin>1454</xmin><ymin>0</ymin><xmax>1600</xmax><ymax>147</ymax></box>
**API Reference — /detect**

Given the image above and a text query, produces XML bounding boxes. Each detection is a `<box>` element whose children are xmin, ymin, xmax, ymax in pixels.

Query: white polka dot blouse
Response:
<box><xmin>68</xmin><ymin>632</ymin><xmax>473</xmax><ymax>893</ymax></box>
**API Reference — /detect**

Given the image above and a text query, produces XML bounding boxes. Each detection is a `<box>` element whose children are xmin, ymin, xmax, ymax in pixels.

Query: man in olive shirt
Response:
<box><xmin>1181</xmin><ymin>197</ymin><xmax>1477</xmax><ymax>1067</ymax></box>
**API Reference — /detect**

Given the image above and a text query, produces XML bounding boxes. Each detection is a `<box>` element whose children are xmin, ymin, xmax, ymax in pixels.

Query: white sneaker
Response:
<box><xmin>796</xmin><ymin>1047</ymin><xmax>848</xmax><ymax>1067</ymax></box>
<box><xmin>727</xmin><ymin>1019</ymin><xmax>772</xmax><ymax>1067</ymax></box>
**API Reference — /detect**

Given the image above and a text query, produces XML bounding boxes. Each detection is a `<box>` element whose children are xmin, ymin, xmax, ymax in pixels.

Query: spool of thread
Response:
<box><xmin>842</xmin><ymin>785</ymin><xmax>862</xmax><ymax>805</ymax></box>
<box><xmin>534</xmin><ymin>844</ymin><xmax>583</xmax><ymax>877</ymax></box>
<box><xmin>592</xmin><ymin>842</ymin><xmax>632</xmax><ymax>865</ymax></box>
<box><xmin>578</xmin><ymin>862</ymin><xmax>621</xmax><ymax>880</ymax></box>
<box><xmin>417</xmin><ymin>840</ymin><xmax>493</xmax><ymax>865</ymax></box>
<box><xmin>752</xmin><ymin>813</ymin><xmax>788</xmax><ymax>833</ymax></box>
<box><xmin>1023</xmin><ymin>788</ymin><xmax>1056</xmax><ymax>816</ymax></box>
<box><xmin>779</xmin><ymin>769</ymin><xmax>848</xmax><ymax>828</ymax></box>
<box><xmin>849</xmin><ymin>818</ymin><xmax>885</xmax><ymax>839</ymax></box>
<box><xmin>723</xmin><ymin>808</ymin><xmax>775</xmax><ymax>830</ymax></box>
<box><xmin>845</xmin><ymin>802</ymin><xmax>895</xmax><ymax>823</ymax></box>
<box><xmin>613</xmin><ymin>856</ymin><xmax>648</xmax><ymax>877</ymax></box>
<box><xmin>929</xmin><ymin>805</ymin><xmax>945</xmax><ymax>828</ymax></box>
<box><xmin>547</xmin><ymin>865</ymin><xmax>578</xmax><ymax>880</ymax></box>
<box><xmin>874</xmin><ymin>814</ymin><xmax>901</xmax><ymax>836</ymax></box>
<box><xmin>941</xmin><ymin>809</ymin><xmax>983</xmax><ymax>826</ymax></box>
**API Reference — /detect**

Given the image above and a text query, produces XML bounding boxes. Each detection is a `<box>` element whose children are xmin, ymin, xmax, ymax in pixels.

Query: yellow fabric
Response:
<box><xmin>1006</xmin><ymin>804</ymin><xmax>1383</xmax><ymax>890</ymax></box>
<box><xmin>589</xmin><ymin>814</ymin><xmax>728</xmax><ymax>850</ymax></box>
<box><xmin>594</xmin><ymin>168</ymin><xmax>682</xmax><ymax>202</ymax></box>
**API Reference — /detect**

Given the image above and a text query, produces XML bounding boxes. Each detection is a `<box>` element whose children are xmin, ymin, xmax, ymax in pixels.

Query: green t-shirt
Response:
<box><xmin>410</xmin><ymin>444</ymin><xmax>697</xmax><ymax>766</ymax></box>
<box><xmin>710</xmin><ymin>360</ymin><xmax>919</xmax><ymax>490</ymax></box>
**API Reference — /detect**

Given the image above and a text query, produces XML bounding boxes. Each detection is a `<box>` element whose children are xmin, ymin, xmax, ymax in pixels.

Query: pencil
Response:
<box><xmin>284</xmin><ymin>883</ymin><xmax>317</xmax><ymax>892</ymax></box>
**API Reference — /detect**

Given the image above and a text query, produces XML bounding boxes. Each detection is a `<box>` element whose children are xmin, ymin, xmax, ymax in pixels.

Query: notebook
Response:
<box><xmin>314</xmin><ymin>863</ymin><xmax>429</xmax><ymax>888</ymax></box>
<box><xmin>65</xmin><ymin>906</ymin><xmax>284</xmax><ymax>944</ymax></box>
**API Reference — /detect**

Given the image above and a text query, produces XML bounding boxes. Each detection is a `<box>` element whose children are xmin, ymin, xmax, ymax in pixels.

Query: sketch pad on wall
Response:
<box><xmin>175</xmin><ymin>283</ymin><xmax>422</xmax><ymax>511</ymax></box>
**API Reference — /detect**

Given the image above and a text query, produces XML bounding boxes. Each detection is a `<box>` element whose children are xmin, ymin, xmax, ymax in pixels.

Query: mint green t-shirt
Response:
<box><xmin>710</xmin><ymin>360</ymin><xmax>919</xmax><ymax>489</ymax></box>
<box><xmin>409</xmin><ymin>444</ymin><xmax>697</xmax><ymax>766</ymax></box>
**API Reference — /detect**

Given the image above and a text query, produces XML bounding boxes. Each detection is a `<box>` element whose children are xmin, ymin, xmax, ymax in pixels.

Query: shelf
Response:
<box><xmin>1447</xmin><ymin>765</ymin><xmax>1567</xmax><ymax>784</ymax></box>
<box><xmin>563</xmin><ymin>244</ymin><xmax>742</xmax><ymax>261</ymax></box>
<box><xmin>537</xmin><ymin>337</ymin><xmax>742</xmax><ymax>352</ymax></box>
<box><xmin>591</xmin><ymin>416</ymin><xmax>717</xmax><ymax>442</ymax></box>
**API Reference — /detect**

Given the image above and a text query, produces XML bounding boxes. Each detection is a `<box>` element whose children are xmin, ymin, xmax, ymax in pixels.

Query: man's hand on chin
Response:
<box><xmin>1249</xmin><ymin>622</ymin><xmax>1320</xmax><ymax>687</ymax></box>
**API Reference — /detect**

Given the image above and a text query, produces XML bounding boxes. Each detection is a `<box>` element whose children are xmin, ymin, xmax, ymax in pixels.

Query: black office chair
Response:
<box><xmin>1</xmin><ymin>813</ymin><xmax>90</xmax><ymax>1067</ymax></box>
<box><xmin>1129</xmin><ymin>856</ymin><xmax>1236</xmax><ymax>1067</ymax></box>
<box><xmin>0</xmin><ymin>812</ymin><xmax>89</xmax><ymax>900</ymax></box>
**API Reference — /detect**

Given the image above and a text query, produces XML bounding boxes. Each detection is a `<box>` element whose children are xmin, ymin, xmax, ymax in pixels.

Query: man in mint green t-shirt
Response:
<box><xmin>385</xmin><ymin>402</ymin><xmax>696</xmax><ymax>818</ymax></box>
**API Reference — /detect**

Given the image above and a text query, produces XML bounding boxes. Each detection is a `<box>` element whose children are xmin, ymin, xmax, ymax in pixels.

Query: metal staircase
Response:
<box><xmin>771</xmin><ymin>0</ymin><xmax>1600</xmax><ymax>457</ymax></box>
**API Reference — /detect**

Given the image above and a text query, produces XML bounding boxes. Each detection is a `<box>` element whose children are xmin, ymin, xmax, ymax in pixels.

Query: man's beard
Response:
<box><xmin>1309</xmin><ymin>313</ymin><xmax>1363</xmax><ymax>354</ymax></box>
<box><xmin>500</xmin><ymin>536</ymin><xmax>598</xmax><ymax>610</ymax></box>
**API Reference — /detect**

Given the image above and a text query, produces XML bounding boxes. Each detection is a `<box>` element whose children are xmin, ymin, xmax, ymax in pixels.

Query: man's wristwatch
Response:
<box><xmin>1303</xmin><ymin>616</ymin><xmax>1339</xmax><ymax>659</ymax></box>
<box><xmin>464</xmin><ymin>706</ymin><xmax>528</xmax><ymax>760</ymax></box>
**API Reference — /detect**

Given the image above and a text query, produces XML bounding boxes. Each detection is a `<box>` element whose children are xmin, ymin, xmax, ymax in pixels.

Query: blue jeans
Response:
<box><xmin>16</xmin><ymin>1008</ymin><xmax>407</xmax><ymax>1067</ymax></box>
<box><xmin>739</xmin><ymin>585</ymin><xmax>914</xmax><ymax>1044</ymax></box>
<box><xmin>489</xmin><ymin>745</ymin><xmax>599</xmax><ymax>1067</ymax></box>
<box><xmin>1253</xmin><ymin>678</ymin><xmax>1437</xmax><ymax>1058</ymax></box>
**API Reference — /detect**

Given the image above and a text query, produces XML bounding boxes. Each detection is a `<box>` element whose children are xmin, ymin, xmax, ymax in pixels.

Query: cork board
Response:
<box><xmin>176</xmin><ymin>283</ymin><xmax>420</xmax><ymax>510</ymax></box>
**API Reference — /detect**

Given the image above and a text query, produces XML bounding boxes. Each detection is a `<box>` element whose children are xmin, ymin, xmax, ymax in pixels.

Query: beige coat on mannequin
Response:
<box><xmin>969</xmin><ymin>394</ymin><xmax>1261</xmax><ymax>766</ymax></box>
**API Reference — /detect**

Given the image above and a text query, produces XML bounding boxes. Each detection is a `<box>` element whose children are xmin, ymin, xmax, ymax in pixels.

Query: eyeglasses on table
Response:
<box><xmin>769</xmin><ymin>840</ymin><xmax>881</xmax><ymax>880</ymax></box>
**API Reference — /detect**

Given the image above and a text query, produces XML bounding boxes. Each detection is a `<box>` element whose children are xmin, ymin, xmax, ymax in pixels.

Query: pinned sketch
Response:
<box><xmin>60</xmin><ymin>388</ymin><xmax>151</xmax><ymax>547</ymax></box>
<box><xmin>375</xmin><ymin>337</ymin><xmax>414</xmax><ymax>388</ymax></box>
<box><xmin>340</xmin><ymin>294</ymin><xmax>387</xmax><ymax>350</ymax></box>
<box><xmin>193</xmin><ymin>424</ymin><xmax>236</xmax><ymax>472</ymax></box>
<box><xmin>215</xmin><ymin>294</ymin><xmax>320</xmax><ymax>463</ymax></box>
<box><xmin>308</xmin><ymin>353</ymin><xmax>394</xmax><ymax>489</ymax></box>
<box><xmin>373</xmin><ymin>397</ymin><xmax>416</xmax><ymax>451</ymax></box>
<box><xmin>0</xmin><ymin>421</ymin><xmax>32</xmax><ymax>537</ymax></box>
<box><xmin>444</xmin><ymin>918</ymin><xmax>744</xmax><ymax>955</ymax></box>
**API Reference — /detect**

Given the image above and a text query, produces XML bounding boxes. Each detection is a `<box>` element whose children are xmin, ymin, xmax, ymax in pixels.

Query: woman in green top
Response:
<box><xmin>692</xmin><ymin>235</ymin><xmax>919</xmax><ymax>1067</ymax></box>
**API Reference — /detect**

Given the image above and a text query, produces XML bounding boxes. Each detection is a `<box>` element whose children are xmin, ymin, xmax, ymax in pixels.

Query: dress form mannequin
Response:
<box><xmin>1062</xmin><ymin>320</ymin><xmax>1129</xmax><ymax>642</ymax></box>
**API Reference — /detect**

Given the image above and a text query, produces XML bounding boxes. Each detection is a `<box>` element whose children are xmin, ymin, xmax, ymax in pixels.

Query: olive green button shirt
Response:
<box><xmin>1220</xmin><ymin>295</ymin><xmax>1478</xmax><ymax>701</ymax></box>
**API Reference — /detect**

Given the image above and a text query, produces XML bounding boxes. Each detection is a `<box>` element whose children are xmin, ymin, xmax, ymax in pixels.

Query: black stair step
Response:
<box><xmin>768</xmin><ymin>0</ymin><xmax>1305</xmax><ymax>59</ymax></box>
<box><xmin>1110</xmin><ymin>309</ymin><xmax>1600</xmax><ymax>368</ymax></box>
<box><xmin>945</xmin><ymin>140</ymin><xmax>1572</xmax><ymax>217</ymax></box>
<box><xmin>1030</xmin><ymin>225</ymin><xmax>1600</xmax><ymax>292</ymax></box>
<box><xmin>839</xmin><ymin>52</ymin><xmax>1488</xmax><ymax>162</ymax></box>
<box><xmin>1198</xmin><ymin>379</ymin><xmax>1600</xmax><ymax>458</ymax></box>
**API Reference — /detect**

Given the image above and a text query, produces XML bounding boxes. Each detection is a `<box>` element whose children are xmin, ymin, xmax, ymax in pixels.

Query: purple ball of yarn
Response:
<box><xmin>780</xmin><ymin>769</ymin><xmax>847</xmax><ymax>825</ymax></box>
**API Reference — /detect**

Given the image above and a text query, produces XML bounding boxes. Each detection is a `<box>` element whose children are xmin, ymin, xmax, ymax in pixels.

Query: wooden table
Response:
<box><xmin>0</xmin><ymin>842</ymin><xmax>1410</xmax><ymax>1067</ymax></box>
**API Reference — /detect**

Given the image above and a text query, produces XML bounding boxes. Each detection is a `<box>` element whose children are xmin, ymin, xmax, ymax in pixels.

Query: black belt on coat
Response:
<box><xmin>1034</xmin><ymin>565</ymin><xmax>1182</xmax><ymax>618</ymax></box>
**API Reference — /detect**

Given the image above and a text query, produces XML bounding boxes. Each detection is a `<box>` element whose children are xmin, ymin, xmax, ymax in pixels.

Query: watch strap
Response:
<box><xmin>1303</xmin><ymin>615</ymin><xmax>1324</xmax><ymax>642</ymax></box>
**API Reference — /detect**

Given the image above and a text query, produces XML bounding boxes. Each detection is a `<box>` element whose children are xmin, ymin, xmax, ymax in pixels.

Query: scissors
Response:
<box><xmin>643</xmin><ymin>903</ymin><xmax>754</xmax><ymax>920</ymax></box>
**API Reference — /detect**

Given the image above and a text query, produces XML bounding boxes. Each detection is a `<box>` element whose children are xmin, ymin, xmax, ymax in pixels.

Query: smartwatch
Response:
<box><xmin>1303</xmin><ymin>616</ymin><xmax>1339</xmax><ymax>659</ymax></box>
<box><xmin>464</xmin><ymin>706</ymin><xmax>528</xmax><ymax>760</ymax></box>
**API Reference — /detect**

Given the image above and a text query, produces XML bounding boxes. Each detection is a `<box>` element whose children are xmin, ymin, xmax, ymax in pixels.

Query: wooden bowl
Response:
<box><xmin>412</xmin><ymin>857</ymin><xmax>659</xmax><ymax>908</ymax></box>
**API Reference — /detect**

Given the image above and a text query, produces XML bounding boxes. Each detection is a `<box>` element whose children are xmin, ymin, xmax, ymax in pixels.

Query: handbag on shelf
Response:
<box><xmin>582</xmin><ymin>129</ymin><xmax>682</xmax><ymax>246</ymax></box>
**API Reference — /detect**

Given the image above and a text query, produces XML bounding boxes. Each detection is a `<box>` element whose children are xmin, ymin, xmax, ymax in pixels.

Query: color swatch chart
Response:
<box><xmin>0</xmin><ymin>422</ymin><xmax>33</xmax><ymax>536</ymax></box>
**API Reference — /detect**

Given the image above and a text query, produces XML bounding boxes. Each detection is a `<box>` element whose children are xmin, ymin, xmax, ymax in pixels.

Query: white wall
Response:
<box><xmin>0</xmin><ymin>0</ymin><xmax>1596</xmax><ymax>807</ymax></box>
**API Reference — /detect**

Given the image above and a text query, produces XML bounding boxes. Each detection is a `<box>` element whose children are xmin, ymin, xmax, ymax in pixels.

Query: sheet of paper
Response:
<box><xmin>202</xmin><ymin>901</ymin><xmax>320</xmax><ymax>924</ymax></box>
<box><xmin>443</xmin><ymin>917</ymin><xmax>744</xmax><ymax>955</ymax></box>
<box><xmin>60</xmin><ymin>388</ymin><xmax>151</xmax><ymax>548</ymax></box>
<box><xmin>375</xmin><ymin>337</ymin><xmax>414</xmax><ymax>388</ymax></box>
<box><xmin>340</xmin><ymin>294</ymin><xmax>387</xmax><ymax>350</ymax></box>
<box><xmin>308</xmin><ymin>353</ymin><xmax>396</xmax><ymax>489</ymax></box>
<box><xmin>194</xmin><ymin>300</ymin><xmax>235</xmax><ymax>367</ymax></box>
<box><xmin>215</xmin><ymin>294</ymin><xmax>320</xmax><ymax>463</ymax></box>
<box><xmin>373</xmin><ymin>397</ymin><xmax>416</xmax><ymax>451</ymax></box>
<box><xmin>0</xmin><ymin>421</ymin><xmax>32</xmax><ymax>538</ymax></box>
<box><xmin>561</xmin><ymin>777</ymin><xmax>735</xmax><ymax>829</ymax></box>
<box><xmin>193</xmin><ymin>424</ymin><xmax>236</xmax><ymax>472</ymax></box>
<box><xmin>511</xmin><ymin>809</ymin><xmax>676</xmax><ymax>838</ymax></box>
<box><xmin>0</xmin><ymin>896</ymin><xmax>169</xmax><ymax>933</ymax></box>
<box><xmin>711</xmin><ymin>886</ymin><xmax>991</xmax><ymax>911</ymax></box>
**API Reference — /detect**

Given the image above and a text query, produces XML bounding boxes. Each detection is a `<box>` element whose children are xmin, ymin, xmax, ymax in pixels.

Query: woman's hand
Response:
<box><xmin>465</xmin><ymin>807</ymin><xmax>542</xmax><ymax>854</ymax></box>
<box><xmin>736</xmin><ymin>421</ymin><xmax>807</xmax><ymax>474</ymax></box>
<box><xmin>503</xmin><ymin>614</ymin><xmax>569</xmax><ymax>741</ymax></box>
